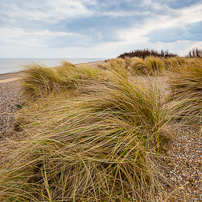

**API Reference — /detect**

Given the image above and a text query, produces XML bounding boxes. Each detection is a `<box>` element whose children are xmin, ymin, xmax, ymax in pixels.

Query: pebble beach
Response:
<box><xmin>0</xmin><ymin>78</ymin><xmax>22</xmax><ymax>135</ymax></box>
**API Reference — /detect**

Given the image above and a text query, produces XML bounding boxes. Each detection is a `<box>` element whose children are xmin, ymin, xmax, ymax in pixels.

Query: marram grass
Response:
<box><xmin>101</xmin><ymin>56</ymin><xmax>165</xmax><ymax>76</ymax></box>
<box><xmin>169</xmin><ymin>59</ymin><xmax>202</xmax><ymax>125</ymax></box>
<box><xmin>3</xmin><ymin>56</ymin><xmax>202</xmax><ymax>201</ymax></box>
<box><xmin>0</xmin><ymin>71</ymin><xmax>171</xmax><ymax>201</ymax></box>
<box><xmin>21</xmin><ymin>61</ymin><xmax>102</xmax><ymax>99</ymax></box>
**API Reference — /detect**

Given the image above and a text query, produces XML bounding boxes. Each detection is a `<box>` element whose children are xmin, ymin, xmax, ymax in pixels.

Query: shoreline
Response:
<box><xmin>0</xmin><ymin>60</ymin><xmax>106</xmax><ymax>82</ymax></box>
<box><xmin>0</xmin><ymin>71</ymin><xmax>24</xmax><ymax>81</ymax></box>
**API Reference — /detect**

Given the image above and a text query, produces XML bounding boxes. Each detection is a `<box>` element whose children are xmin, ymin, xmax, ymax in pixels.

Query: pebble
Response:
<box><xmin>161</xmin><ymin>125</ymin><xmax>202</xmax><ymax>201</ymax></box>
<box><xmin>0</xmin><ymin>80</ymin><xmax>22</xmax><ymax>135</ymax></box>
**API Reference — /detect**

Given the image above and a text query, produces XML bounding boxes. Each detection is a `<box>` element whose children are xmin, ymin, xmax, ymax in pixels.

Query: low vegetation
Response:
<box><xmin>118</xmin><ymin>49</ymin><xmax>177</xmax><ymax>59</ymax></box>
<box><xmin>187</xmin><ymin>48</ymin><xmax>202</xmax><ymax>58</ymax></box>
<box><xmin>1</xmin><ymin>50</ymin><xmax>202</xmax><ymax>201</ymax></box>
<box><xmin>21</xmin><ymin>61</ymin><xmax>101</xmax><ymax>99</ymax></box>
<box><xmin>169</xmin><ymin>58</ymin><xmax>202</xmax><ymax>124</ymax></box>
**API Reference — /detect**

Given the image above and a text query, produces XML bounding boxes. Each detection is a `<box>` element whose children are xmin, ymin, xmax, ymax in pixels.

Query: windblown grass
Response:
<box><xmin>0</xmin><ymin>71</ymin><xmax>171</xmax><ymax>201</ymax></box>
<box><xmin>169</xmin><ymin>58</ymin><xmax>202</xmax><ymax>124</ymax></box>
<box><xmin>21</xmin><ymin>61</ymin><xmax>101</xmax><ymax>99</ymax></box>
<box><xmin>21</xmin><ymin>63</ymin><xmax>64</xmax><ymax>98</ymax></box>
<box><xmin>144</xmin><ymin>56</ymin><xmax>164</xmax><ymax>74</ymax></box>
<box><xmin>163</xmin><ymin>57</ymin><xmax>187</xmax><ymax>72</ymax></box>
<box><xmin>99</xmin><ymin>57</ymin><xmax>166</xmax><ymax>76</ymax></box>
<box><xmin>98</xmin><ymin>58</ymin><xmax>128</xmax><ymax>78</ymax></box>
<box><xmin>126</xmin><ymin>56</ymin><xmax>164</xmax><ymax>75</ymax></box>
<box><xmin>127</xmin><ymin>57</ymin><xmax>149</xmax><ymax>75</ymax></box>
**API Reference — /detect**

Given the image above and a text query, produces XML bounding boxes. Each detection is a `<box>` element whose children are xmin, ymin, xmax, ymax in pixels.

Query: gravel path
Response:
<box><xmin>164</xmin><ymin>128</ymin><xmax>202</xmax><ymax>202</ymax></box>
<box><xmin>0</xmin><ymin>80</ymin><xmax>22</xmax><ymax>135</ymax></box>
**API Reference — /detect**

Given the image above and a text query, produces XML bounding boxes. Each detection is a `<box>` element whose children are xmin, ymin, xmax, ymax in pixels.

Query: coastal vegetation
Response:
<box><xmin>118</xmin><ymin>49</ymin><xmax>178</xmax><ymax>59</ymax></box>
<box><xmin>188</xmin><ymin>48</ymin><xmax>202</xmax><ymax>58</ymax></box>
<box><xmin>0</xmin><ymin>49</ymin><xmax>202</xmax><ymax>201</ymax></box>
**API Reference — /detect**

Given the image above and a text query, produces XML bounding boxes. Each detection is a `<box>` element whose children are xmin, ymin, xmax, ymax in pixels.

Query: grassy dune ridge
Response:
<box><xmin>0</xmin><ymin>56</ymin><xmax>202</xmax><ymax>201</ymax></box>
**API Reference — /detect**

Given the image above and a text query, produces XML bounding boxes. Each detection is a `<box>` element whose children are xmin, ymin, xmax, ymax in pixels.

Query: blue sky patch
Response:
<box><xmin>0</xmin><ymin>0</ymin><xmax>202</xmax><ymax>57</ymax></box>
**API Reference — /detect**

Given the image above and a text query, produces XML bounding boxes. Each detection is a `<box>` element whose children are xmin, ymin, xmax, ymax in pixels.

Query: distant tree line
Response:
<box><xmin>118</xmin><ymin>48</ymin><xmax>202</xmax><ymax>59</ymax></box>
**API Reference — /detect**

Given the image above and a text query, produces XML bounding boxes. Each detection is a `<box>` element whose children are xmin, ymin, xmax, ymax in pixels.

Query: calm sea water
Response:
<box><xmin>0</xmin><ymin>58</ymin><xmax>107</xmax><ymax>74</ymax></box>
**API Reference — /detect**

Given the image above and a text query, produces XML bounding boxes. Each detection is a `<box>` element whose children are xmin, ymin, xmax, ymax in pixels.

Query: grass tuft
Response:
<box><xmin>169</xmin><ymin>58</ymin><xmax>202</xmax><ymax>124</ymax></box>
<box><xmin>0</xmin><ymin>72</ymin><xmax>171</xmax><ymax>201</ymax></box>
<box><xmin>127</xmin><ymin>56</ymin><xmax>164</xmax><ymax>75</ymax></box>
<box><xmin>21</xmin><ymin>61</ymin><xmax>102</xmax><ymax>99</ymax></box>
<box><xmin>98</xmin><ymin>58</ymin><xmax>128</xmax><ymax>78</ymax></box>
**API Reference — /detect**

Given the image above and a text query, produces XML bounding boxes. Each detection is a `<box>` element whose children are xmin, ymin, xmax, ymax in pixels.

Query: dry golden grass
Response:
<box><xmin>21</xmin><ymin>61</ymin><xmax>103</xmax><ymax>99</ymax></box>
<box><xmin>168</xmin><ymin>59</ymin><xmax>202</xmax><ymax>125</ymax></box>
<box><xmin>163</xmin><ymin>57</ymin><xmax>186</xmax><ymax>72</ymax></box>
<box><xmin>100</xmin><ymin>57</ymin><xmax>164</xmax><ymax>76</ymax></box>
<box><xmin>0</xmin><ymin>63</ymin><xmax>172</xmax><ymax>201</ymax></box>
<box><xmin>3</xmin><ymin>57</ymin><xmax>202</xmax><ymax>201</ymax></box>
<box><xmin>127</xmin><ymin>56</ymin><xmax>164</xmax><ymax>75</ymax></box>
<box><xmin>127</xmin><ymin>57</ymin><xmax>149</xmax><ymax>75</ymax></box>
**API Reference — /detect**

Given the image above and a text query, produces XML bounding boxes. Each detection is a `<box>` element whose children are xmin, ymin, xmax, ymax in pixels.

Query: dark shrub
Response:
<box><xmin>118</xmin><ymin>49</ymin><xmax>178</xmax><ymax>59</ymax></box>
<box><xmin>188</xmin><ymin>48</ymin><xmax>202</xmax><ymax>58</ymax></box>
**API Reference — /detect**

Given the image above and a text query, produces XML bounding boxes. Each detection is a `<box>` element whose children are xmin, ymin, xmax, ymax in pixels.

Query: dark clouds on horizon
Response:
<box><xmin>0</xmin><ymin>0</ymin><xmax>202</xmax><ymax>57</ymax></box>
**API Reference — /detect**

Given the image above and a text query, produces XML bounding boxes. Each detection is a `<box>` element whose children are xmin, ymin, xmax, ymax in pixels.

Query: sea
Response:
<box><xmin>0</xmin><ymin>58</ymin><xmax>107</xmax><ymax>75</ymax></box>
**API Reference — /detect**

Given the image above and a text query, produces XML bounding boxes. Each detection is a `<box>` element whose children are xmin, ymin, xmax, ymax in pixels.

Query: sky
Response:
<box><xmin>0</xmin><ymin>0</ymin><xmax>202</xmax><ymax>58</ymax></box>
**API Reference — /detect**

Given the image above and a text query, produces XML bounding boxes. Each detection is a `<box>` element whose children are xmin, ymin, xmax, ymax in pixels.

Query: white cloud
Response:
<box><xmin>190</xmin><ymin>42</ymin><xmax>202</xmax><ymax>51</ymax></box>
<box><xmin>1</xmin><ymin>0</ymin><xmax>94</xmax><ymax>24</ymax></box>
<box><xmin>48</xmin><ymin>0</ymin><xmax>94</xmax><ymax>20</ymax></box>
<box><xmin>0</xmin><ymin>0</ymin><xmax>202</xmax><ymax>57</ymax></box>
<box><xmin>0</xmin><ymin>26</ymin><xmax>85</xmax><ymax>48</ymax></box>
<box><xmin>117</xmin><ymin>3</ymin><xmax>202</xmax><ymax>44</ymax></box>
